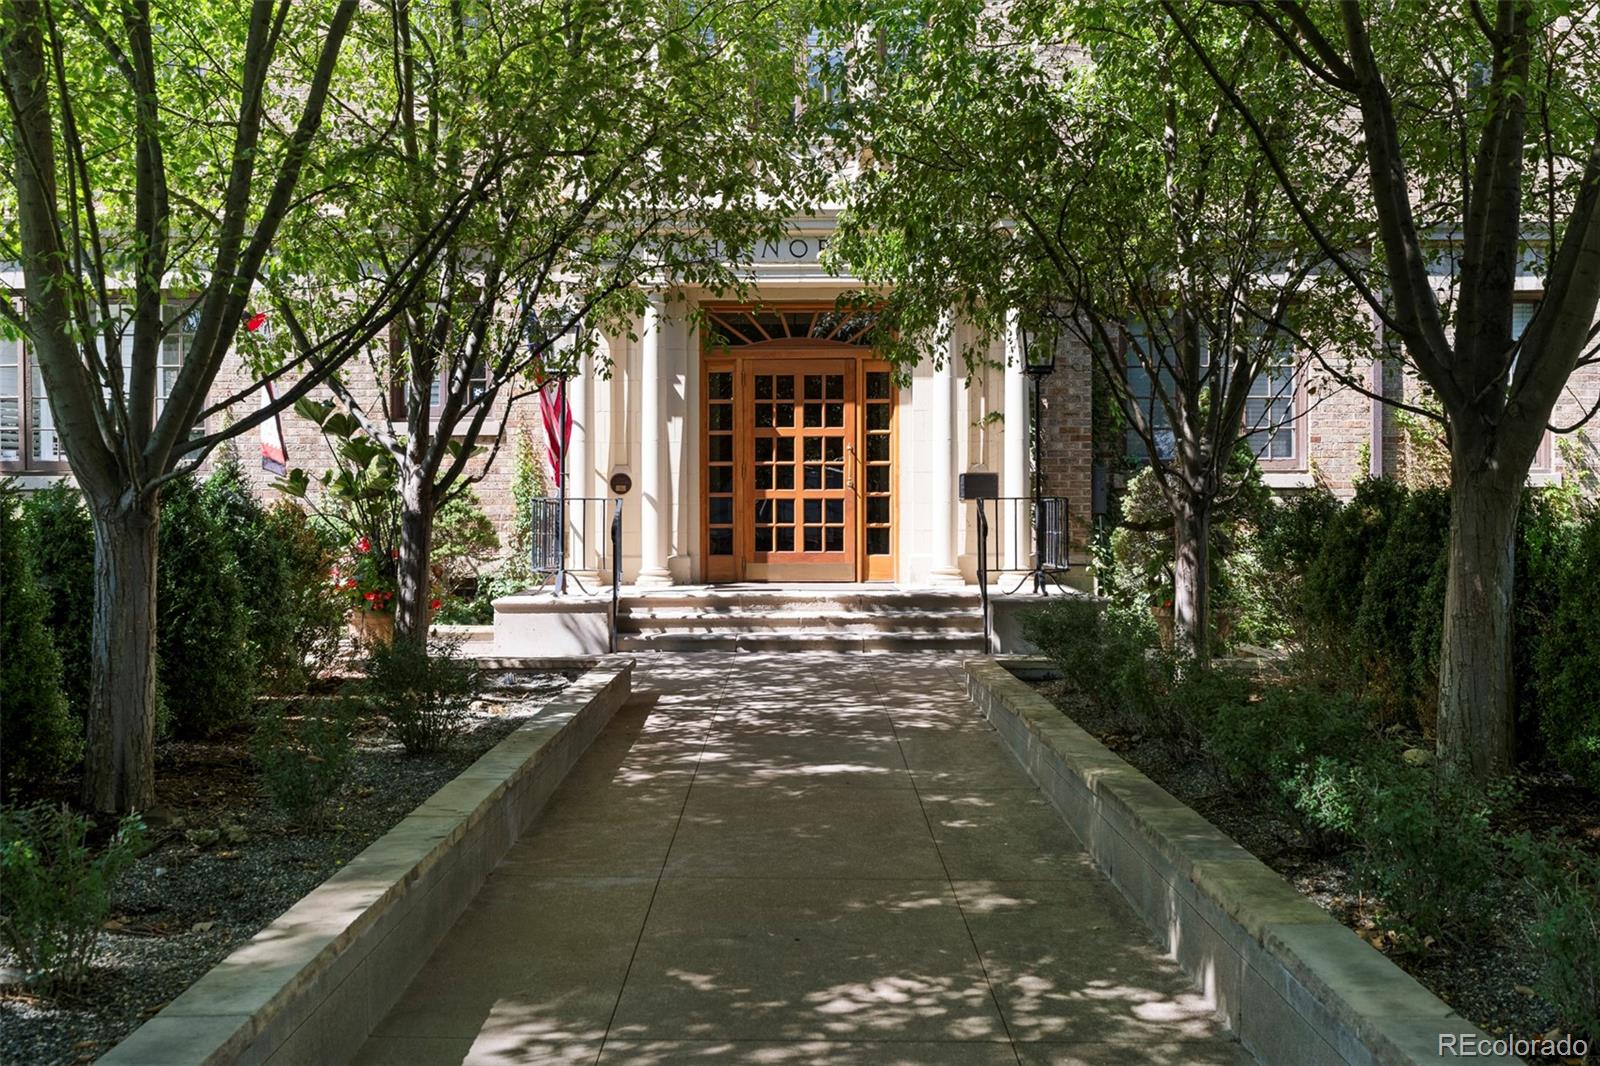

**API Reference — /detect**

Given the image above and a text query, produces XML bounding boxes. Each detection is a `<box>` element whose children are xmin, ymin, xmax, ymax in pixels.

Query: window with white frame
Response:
<box><xmin>95</xmin><ymin>302</ymin><xmax>200</xmax><ymax>431</ymax></box>
<box><xmin>1123</xmin><ymin>319</ymin><xmax>1299</xmax><ymax>466</ymax></box>
<box><xmin>1511</xmin><ymin>298</ymin><xmax>1554</xmax><ymax>471</ymax></box>
<box><xmin>1123</xmin><ymin>320</ymin><xmax>1177</xmax><ymax>462</ymax></box>
<box><xmin>425</xmin><ymin>359</ymin><xmax>490</xmax><ymax>410</ymax></box>
<box><xmin>1</xmin><ymin>334</ymin><xmax>21</xmax><ymax>463</ymax></box>
<box><xmin>31</xmin><ymin>359</ymin><xmax>62</xmax><ymax>463</ymax></box>
<box><xmin>1244</xmin><ymin>344</ymin><xmax>1297</xmax><ymax>463</ymax></box>
<box><xmin>1</xmin><ymin>298</ymin><xmax>205</xmax><ymax>472</ymax></box>
<box><xmin>1511</xmin><ymin>300</ymin><xmax>1535</xmax><ymax>350</ymax></box>
<box><xmin>799</xmin><ymin>28</ymin><xmax>848</xmax><ymax>125</ymax></box>
<box><xmin>159</xmin><ymin>302</ymin><xmax>201</xmax><ymax>419</ymax></box>
<box><xmin>0</xmin><ymin>331</ymin><xmax>68</xmax><ymax>471</ymax></box>
<box><xmin>390</xmin><ymin>311</ymin><xmax>494</xmax><ymax>423</ymax></box>
<box><xmin>94</xmin><ymin>305</ymin><xmax>132</xmax><ymax>408</ymax></box>
<box><xmin>391</xmin><ymin>355</ymin><xmax>491</xmax><ymax>423</ymax></box>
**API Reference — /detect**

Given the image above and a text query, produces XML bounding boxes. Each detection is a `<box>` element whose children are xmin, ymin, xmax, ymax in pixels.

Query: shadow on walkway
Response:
<box><xmin>351</xmin><ymin>654</ymin><xmax>1253</xmax><ymax>1066</ymax></box>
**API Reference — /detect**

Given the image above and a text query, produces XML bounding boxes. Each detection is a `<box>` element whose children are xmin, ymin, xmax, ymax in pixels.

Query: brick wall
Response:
<box><xmin>1371</xmin><ymin>358</ymin><xmax>1600</xmax><ymax>491</ymax></box>
<box><xmin>1039</xmin><ymin>331</ymin><xmax>1095</xmax><ymax>560</ymax></box>
<box><xmin>201</xmin><ymin>341</ymin><xmax>549</xmax><ymax>558</ymax></box>
<box><xmin>1301</xmin><ymin>362</ymin><xmax>1372</xmax><ymax>494</ymax></box>
<box><xmin>1085</xmin><ymin>344</ymin><xmax>1600</xmax><ymax>506</ymax></box>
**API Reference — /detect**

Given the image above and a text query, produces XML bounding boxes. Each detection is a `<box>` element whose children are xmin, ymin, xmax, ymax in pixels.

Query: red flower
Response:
<box><xmin>364</xmin><ymin>591</ymin><xmax>376</xmax><ymax>601</ymax></box>
<box><xmin>345</xmin><ymin>578</ymin><xmax>357</xmax><ymax>589</ymax></box>
<box><xmin>390</xmin><ymin>548</ymin><xmax>400</xmax><ymax>559</ymax></box>
<box><xmin>245</xmin><ymin>311</ymin><xmax>268</xmax><ymax>332</ymax></box>
<box><xmin>430</xmin><ymin>598</ymin><xmax>441</xmax><ymax>611</ymax></box>
<box><xmin>356</xmin><ymin>537</ymin><xmax>371</xmax><ymax>554</ymax></box>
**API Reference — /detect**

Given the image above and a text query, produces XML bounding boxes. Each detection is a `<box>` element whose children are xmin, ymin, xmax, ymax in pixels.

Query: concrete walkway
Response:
<box><xmin>351</xmin><ymin>654</ymin><xmax>1252</xmax><ymax>1066</ymax></box>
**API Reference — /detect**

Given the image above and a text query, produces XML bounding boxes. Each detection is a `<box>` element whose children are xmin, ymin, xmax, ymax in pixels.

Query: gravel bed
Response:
<box><xmin>1030</xmin><ymin>676</ymin><xmax>1594</xmax><ymax>1064</ymax></box>
<box><xmin>0</xmin><ymin>670</ymin><xmax>572</xmax><ymax>1066</ymax></box>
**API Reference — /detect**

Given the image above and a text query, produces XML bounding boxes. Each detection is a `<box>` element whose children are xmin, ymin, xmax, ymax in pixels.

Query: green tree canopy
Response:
<box><xmin>273</xmin><ymin>0</ymin><xmax>825</xmax><ymax>644</ymax></box>
<box><xmin>827</xmin><ymin>0</ymin><xmax>1354</xmax><ymax>658</ymax></box>
<box><xmin>1160</xmin><ymin>0</ymin><xmax>1600</xmax><ymax>776</ymax></box>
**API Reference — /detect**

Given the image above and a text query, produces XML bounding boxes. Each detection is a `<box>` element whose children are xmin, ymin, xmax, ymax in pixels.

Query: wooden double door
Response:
<box><xmin>703</xmin><ymin>354</ymin><xmax>896</xmax><ymax>582</ymax></box>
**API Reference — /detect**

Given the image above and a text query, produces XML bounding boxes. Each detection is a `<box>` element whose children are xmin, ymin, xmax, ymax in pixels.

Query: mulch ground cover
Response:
<box><xmin>0</xmin><ymin>669</ymin><xmax>572</xmax><ymax>1066</ymax></box>
<box><xmin>1031</xmin><ymin>676</ymin><xmax>1599</xmax><ymax>1066</ymax></box>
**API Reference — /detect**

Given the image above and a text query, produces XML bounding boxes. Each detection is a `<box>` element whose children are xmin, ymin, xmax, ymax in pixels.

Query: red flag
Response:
<box><xmin>260</xmin><ymin>381</ymin><xmax>288</xmax><ymax>475</ymax></box>
<box><xmin>539</xmin><ymin>377</ymin><xmax>572</xmax><ymax>487</ymax></box>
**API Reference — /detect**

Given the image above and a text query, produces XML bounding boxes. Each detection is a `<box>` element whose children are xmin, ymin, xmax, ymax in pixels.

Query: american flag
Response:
<box><xmin>539</xmin><ymin>376</ymin><xmax>572</xmax><ymax>487</ymax></box>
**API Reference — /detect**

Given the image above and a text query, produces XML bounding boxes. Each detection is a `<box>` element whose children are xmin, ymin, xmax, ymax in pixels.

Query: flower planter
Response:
<box><xmin>1151</xmin><ymin>602</ymin><xmax>1174</xmax><ymax>649</ymax></box>
<box><xmin>348</xmin><ymin>609</ymin><xmax>394</xmax><ymax>647</ymax></box>
<box><xmin>1212</xmin><ymin>608</ymin><xmax>1235</xmax><ymax>648</ymax></box>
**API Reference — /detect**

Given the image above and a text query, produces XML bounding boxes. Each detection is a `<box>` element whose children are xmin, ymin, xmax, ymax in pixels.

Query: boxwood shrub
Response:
<box><xmin>0</xmin><ymin>489</ymin><xmax>81</xmax><ymax>797</ymax></box>
<box><xmin>1532</xmin><ymin>509</ymin><xmax>1600</xmax><ymax>791</ymax></box>
<box><xmin>18</xmin><ymin>484</ymin><xmax>95</xmax><ymax>724</ymax></box>
<box><xmin>158</xmin><ymin>477</ymin><xmax>257</xmax><ymax>736</ymax></box>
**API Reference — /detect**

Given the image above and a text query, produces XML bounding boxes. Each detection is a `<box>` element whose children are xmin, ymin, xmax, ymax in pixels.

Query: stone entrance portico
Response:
<box><xmin>350</xmin><ymin>653</ymin><xmax>1250</xmax><ymax>1066</ymax></box>
<box><xmin>537</xmin><ymin>221</ymin><xmax>1096</xmax><ymax>595</ymax></box>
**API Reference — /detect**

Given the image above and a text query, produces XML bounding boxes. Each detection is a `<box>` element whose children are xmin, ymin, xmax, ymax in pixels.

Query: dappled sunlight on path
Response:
<box><xmin>350</xmin><ymin>654</ymin><xmax>1254</xmax><ymax>1066</ymax></box>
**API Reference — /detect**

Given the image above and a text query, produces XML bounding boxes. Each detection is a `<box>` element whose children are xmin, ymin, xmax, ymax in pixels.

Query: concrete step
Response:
<box><xmin>429</xmin><ymin>624</ymin><xmax>496</xmax><ymax>644</ymax></box>
<box><xmin>615</xmin><ymin>629</ymin><xmax>986</xmax><ymax>654</ymax></box>
<box><xmin>607</xmin><ymin>587</ymin><xmax>984</xmax><ymax>654</ymax></box>
<box><xmin>616</xmin><ymin>608</ymin><xmax>981</xmax><ymax>634</ymax></box>
<box><xmin>619</xmin><ymin>590</ymin><xmax>981</xmax><ymax>613</ymax></box>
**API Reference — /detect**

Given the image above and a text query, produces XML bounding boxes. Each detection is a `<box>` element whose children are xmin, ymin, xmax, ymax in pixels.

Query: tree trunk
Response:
<box><xmin>1436</xmin><ymin>464</ymin><xmax>1520</xmax><ymax>779</ymax></box>
<box><xmin>81</xmin><ymin>498</ymin><xmax>160</xmax><ymax>814</ymax></box>
<box><xmin>1171</xmin><ymin>496</ymin><xmax>1211</xmax><ymax>663</ymax></box>
<box><xmin>394</xmin><ymin>468</ymin><xmax>435</xmax><ymax>649</ymax></box>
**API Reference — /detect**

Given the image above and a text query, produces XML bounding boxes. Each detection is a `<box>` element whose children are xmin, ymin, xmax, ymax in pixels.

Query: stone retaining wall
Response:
<box><xmin>965</xmin><ymin>657</ymin><xmax>1518</xmax><ymax>1066</ymax></box>
<box><xmin>99</xmin><ymin>656</ymin><xmax>634</xmax><ymax>1066</ymax></box>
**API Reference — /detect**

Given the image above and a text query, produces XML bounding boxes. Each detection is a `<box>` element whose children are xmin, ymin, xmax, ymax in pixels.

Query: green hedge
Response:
<box><xmin>1029</xmin><ymin>475</ymin><xmax>1600</xmax><ymax>1031</ymax></box>
<box><xmin>18</xmin><ymin>485</ymin><xmax>95</xmax><ymax>724</ymax></box>
<box><xmin>1025</xmin><ymin>594</ymin><xmax>1503</xmax><ymax>944</ymax></box>
<box><xmin>158</xmin><ymin>476</ymin><xmax>258</xmax><ymax>737</ymax></box>
<box><xmin>1299</xmin><ymin>477</ymin><xmax>1408</xmax><ymax>657</ymax></box>
<box><xmin>1532</xmin><ymin>511</ymin><xmax>1600</xmax><ymax>791</ymax></box>
<box><xmin>1</xmin><ymin>471</ymin><xmax>347</xmax><ymax>794</ymax></box>
<box><xmin>204</xmin><ymin>455</ymin><xmax>344</xmax><ymax>693</ymax></box>
<box><xmin>1353</xmin><ymin>487</ymin><xmax>1450</xmax><ymax>729</ymax></box>
<box><xmin>0</xmin><ymin>488</ymin><xmax>81</xmax><ymax>796</ymax></box>
<box><xmin>1264</xmin><ymin>478</ymin><xmax>1597</xmax><ymax>777</ymax></box>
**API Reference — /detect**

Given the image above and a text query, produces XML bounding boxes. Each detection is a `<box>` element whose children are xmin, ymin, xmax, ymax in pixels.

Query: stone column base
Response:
<box><xmin>633</xmin><ymin>568</ymin><xmax>674</xmax><ymax>589</ymax></box>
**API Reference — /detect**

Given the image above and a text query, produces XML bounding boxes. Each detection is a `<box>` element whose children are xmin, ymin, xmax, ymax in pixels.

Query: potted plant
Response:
<box><xmin>276</xmin><ymin>404</ymin><xmax>404</xmax><ymax>648</ymax></box>
<box><xmin>336</xmin><ymin>536</ymin><xmax>399</xmax><ymax>646</ymax></box>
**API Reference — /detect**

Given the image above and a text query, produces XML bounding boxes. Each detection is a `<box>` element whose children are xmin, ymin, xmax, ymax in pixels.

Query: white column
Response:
<box><xmin>928</xmin><ymin>317</ymin><xmax>963</xmax><ymax>585</ymax></box>
<box><xmin>1002</xmin><ymin>309</ymin><xmax>1030</xmax><ymax>570</ymax></box>
<box><xmin>567</xmin><ymin>340</ymin><xmax>593</xmax><ymax>572</ymax></box>
<box><xmin>636</xmin><ymin>295</ymin><xmax>672</xmax><ymax>586</ymax></box>
<box><xmin>665</xmin><ymin>313</ymin><xmax>691</xmax><ymax>582</ymax></box>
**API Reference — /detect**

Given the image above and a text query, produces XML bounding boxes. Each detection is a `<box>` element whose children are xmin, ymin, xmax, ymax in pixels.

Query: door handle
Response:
<box><xmin>846</xmin><ymin>441</ymin><xmax>856</xmax><ymax>490</ymax></box>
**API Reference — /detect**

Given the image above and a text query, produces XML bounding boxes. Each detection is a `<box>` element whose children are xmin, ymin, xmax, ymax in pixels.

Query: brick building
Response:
<box><xmin>4</xmin><ymin>230</ymin><xmax>1595</xmax><ymax>598</ymax></box>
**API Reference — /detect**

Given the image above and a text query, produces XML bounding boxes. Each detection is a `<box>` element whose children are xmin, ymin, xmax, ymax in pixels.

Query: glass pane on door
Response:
<box><xmin>747</xmin><ymin>360</ymin><xmax>854</xmax><ymax>573</ymax></box>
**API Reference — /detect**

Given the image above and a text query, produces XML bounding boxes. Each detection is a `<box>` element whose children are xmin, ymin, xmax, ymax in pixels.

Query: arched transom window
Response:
<box><xmin>703</xmin><ymin>306</ymin><xmax>878</xmax><ymax>348</ymax></box>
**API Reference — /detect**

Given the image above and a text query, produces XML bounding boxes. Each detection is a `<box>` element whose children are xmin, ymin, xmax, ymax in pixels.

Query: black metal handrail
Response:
<box><xmin>609</xmin><ymin>498</ymin><xmax>622</xmax><ymax>653</ymax></box>
<box><xmin>971</xmin><ymin>494</ymin><xmax>1072</xmax><ymax>642</ymax></box>
<box><xmin>530</xmin><ymin>493</ymin><xmax>623</xmax><ymax>650</ymax></box>
<box><xmin>979</xmin><ymin>496</ymin><xmax>1071</xmax><ymax>574</ymax></box>
<box><xmin>529</xmin><ymin>496</ymin><xmax>613</xmax><ymax>587</ymax></box>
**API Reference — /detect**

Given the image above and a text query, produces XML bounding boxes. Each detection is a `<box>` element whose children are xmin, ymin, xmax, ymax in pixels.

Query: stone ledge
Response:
<box><xmin>99</xmin><ymin>656</ymin><xmax>634</xmax><ymax>1066</ymax></box>
<box><xmin>965</xmin><ymin>657</ymin><xmax>1519</xmax><ymax>1066</ymax></box>
<box><xmin>492</xmin><ymin>593</ymin><xmax>613</xmax><ymax>656</ymax></box>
